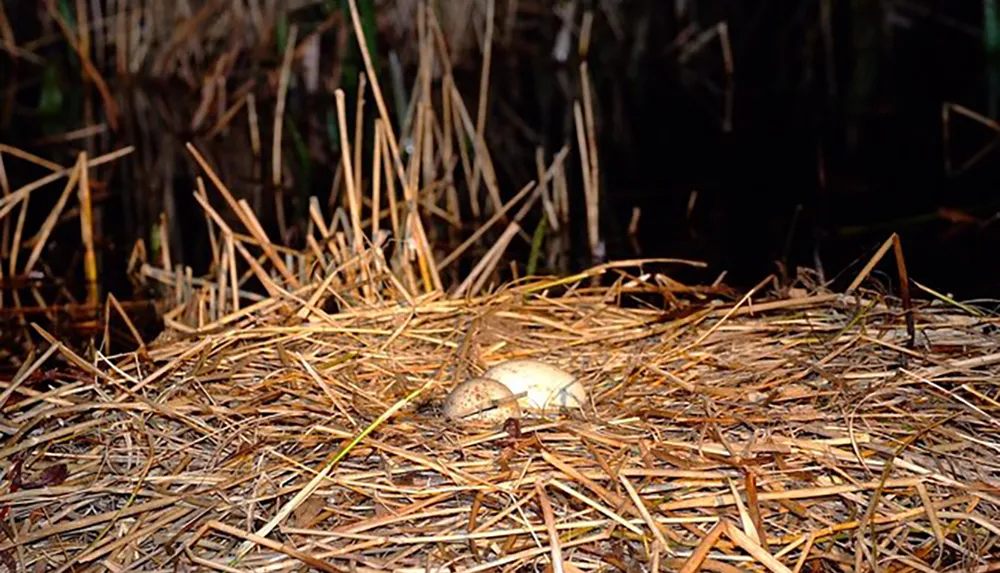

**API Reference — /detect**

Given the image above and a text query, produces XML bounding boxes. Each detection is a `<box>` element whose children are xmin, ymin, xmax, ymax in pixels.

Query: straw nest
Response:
<box><xmin>1</xmin><ymin>2</ymin><xmax>998</xmax><ymax>569</ymax></box>
<box><xmin>2</xmin><ymin>262</ymin><xmax>999</xmax><ymax>572</ymax></box>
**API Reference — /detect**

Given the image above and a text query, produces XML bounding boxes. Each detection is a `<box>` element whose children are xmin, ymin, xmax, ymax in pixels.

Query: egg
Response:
<box><xmin>442</xmin><ymin>377</ymin><xmax>521</xmax><ymax>427</ymax></box>
<box><xmin>481</xmin><ymin>359</ymin><xmax>589</xmax><ymax>411</ymax></box>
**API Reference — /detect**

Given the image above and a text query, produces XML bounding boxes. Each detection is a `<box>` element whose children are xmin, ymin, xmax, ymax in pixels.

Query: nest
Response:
<box><xmin>1</xmin><ymin>3</ymin><xmax>998</xmax><ymax>570</ymax></box>
<box><xmin>2</xmin><ymin>262</ymin><xmax>999</xmax><ymax>572</ymax></box>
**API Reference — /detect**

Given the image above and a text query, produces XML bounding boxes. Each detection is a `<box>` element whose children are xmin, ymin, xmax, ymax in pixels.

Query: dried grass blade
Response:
<box><xmin>723</xmin><ymin>521</ymin><xmax>793</xmax><ymax>573</ymax></box>
<box><xmin>845</xmin><ymin>233</ymin><xmax>895</xmax><ymax>293</ymax></box>
<box><xmin>8</xmin><ymin>185</ymin><xmax>29</xmax><ymax>275</ymax></box>
<box><xmin>0</xmin><ymin>144</ymin><xmax>64</xmax><ymax>171</ymax></box>
<box><xmin>535</xmin><ymin>480</ymin><xmax>566</xmax><ymax>573</ymax></box>
<box><xmin>0</xmin><ymin>343</ymin><xmax>58</xmax><ymax>411</ymax></box>
<box><xmin>727</xmin><ymin>477</ymin><xmax>761</xmax><ymax>545</ymax></box>
<box><xmin>23</xmin><ymin>154</ymin><xmax>84</xmax><ymax>274</ymax></box>
<box><xmin>334</xmin><ymin>89</ymin><xmax>365</xmax><ymax>254</ymax></box>
<box><xmin>232</xmin><ymin>375</ymin><xmax>442</xmax><ymax>562</ymax></box>
<box><xmin>659</xmin><ymin>478</ymin><xmax>923</xmax><ymax>511</ymax></box>
<box><xmin>0</xmin><ymin>146</ymin><xmax>132</xmax><ymax>219</ymax></box>
<box><xmin>548</xmin><ymin>478</ymin><xmax>642</xmax><ymax>535</ymax></box>
<box><xmin>678</xmin><ymin>520</ymin><xmax>726</xmax><ymax>573</ymax></box>
<box><xmin>469</xmin><ymin>0</ymin><xmax>500</xmax><ymax>214</ymax></box>
<box><xmin>0</xmin><ymin>497</ymin><xmax>179</xmax><ymax>552</ymax></box>
<box><xmin>272</xmin><ymin>24</ymin><xmax>298</xmax><ymax>190</ymax></box>
<box><xmin>916</xmin><ymin>483</ymin><xmax>945</xmax><ymax>555</ymax></box>
<box><xmin>107</xmin><ymin>293</ymin><xmax>147</xmax><ymax>352</ymax></box>
<box><xmin>619</xmin><ymin>474</ymin><xmax>669</xmax><ymax>551</ymax></box>
<box><xmin>205</xmin><ymin>520</ymin><xmax>341</xmax><ymax>573</ymax></box>
<box><xmin>77</xmin><ymin>150</ymin><xmax>99</xmax><ymax>305</ymax></box>
<box><xmin>185</xmin><ymin>143</ymin><xmax>298</xmax><ymax>287</ymax></box>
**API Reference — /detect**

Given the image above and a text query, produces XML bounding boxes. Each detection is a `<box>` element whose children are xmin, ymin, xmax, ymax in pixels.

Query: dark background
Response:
<box><xmin>2</xmin><ymin>0</ymin><xmax>1000</xmax><ymax>309</ymax></box>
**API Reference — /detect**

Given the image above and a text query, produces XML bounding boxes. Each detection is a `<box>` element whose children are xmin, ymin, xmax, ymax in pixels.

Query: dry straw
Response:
<box><xmin>0</xmin><ymin>1</ymin><xmax>998</xmax><ymax>572</ymax></box>
<box><xmin>2</xmin><ymin>245</ymin><xmax>1000</xmax><ymax>571</ymax></box>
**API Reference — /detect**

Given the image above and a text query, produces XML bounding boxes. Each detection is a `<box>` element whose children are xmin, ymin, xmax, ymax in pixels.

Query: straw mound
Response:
<box><xmin>2</xmin><ymin>271</ymin><xmax>999</xmax><ymax>572</ymax></box>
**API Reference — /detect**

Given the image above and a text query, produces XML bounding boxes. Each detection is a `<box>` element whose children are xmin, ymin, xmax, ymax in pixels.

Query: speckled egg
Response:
<box><xmin>442</xmin><ymin>377</ymin><xmax>521</xmax><ymax>427</ymax></box>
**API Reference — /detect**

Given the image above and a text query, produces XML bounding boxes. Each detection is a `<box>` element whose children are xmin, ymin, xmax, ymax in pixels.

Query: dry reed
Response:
<box><xmin>1</xmin><ymin>250</ymin><xmax>999</xmax><ymax>571</ymax></box>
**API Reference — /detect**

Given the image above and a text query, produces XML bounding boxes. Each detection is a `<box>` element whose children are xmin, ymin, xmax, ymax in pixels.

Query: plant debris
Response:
<box><xmin>0</xmin><ymin>265</ymin><xmax>998</xmax><ymax>571</ymax></box>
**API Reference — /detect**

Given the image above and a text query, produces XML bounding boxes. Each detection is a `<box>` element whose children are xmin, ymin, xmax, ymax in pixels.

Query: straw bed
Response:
<box><xmin>2</xmin><ymin>268</ymin><xmax>999</xmax><ymax>572</ymax></box>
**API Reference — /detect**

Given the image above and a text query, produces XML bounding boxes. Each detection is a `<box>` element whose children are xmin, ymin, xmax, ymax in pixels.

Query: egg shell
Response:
<box><xmin>443</xmin><ymin>377</ymin><xmax>521</xmax><ymax>427</ymax></box>
<box><xmin>481</xmin><ymin>359</ymin><xmax>589</xmax><ymax>411</ymax></box>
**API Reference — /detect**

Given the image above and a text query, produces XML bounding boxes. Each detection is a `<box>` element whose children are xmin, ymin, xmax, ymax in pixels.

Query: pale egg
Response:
<box><xmin>481</xmin><ymin>359</ymin><xmax>589</xmax><ymax>411</ymax></box>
